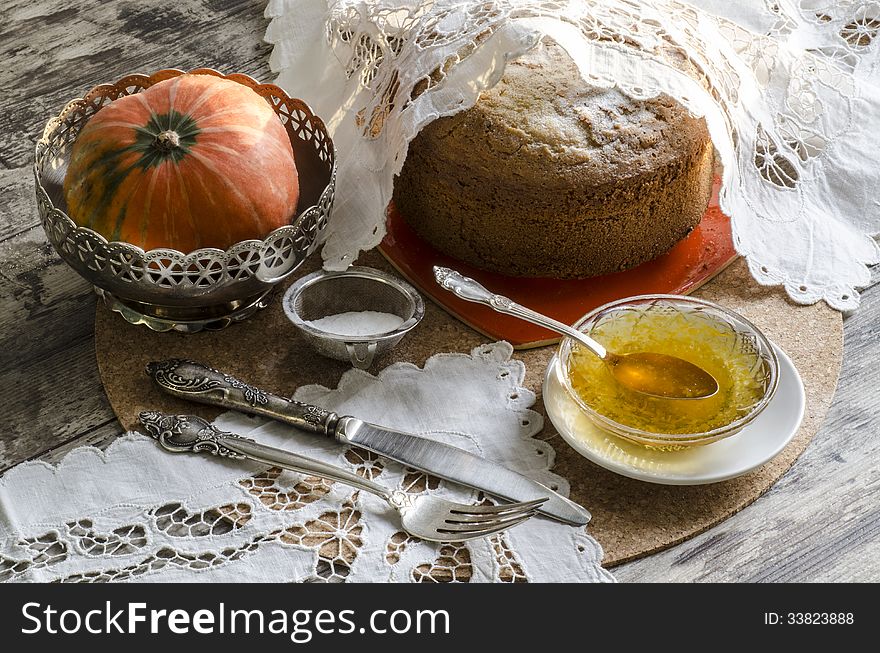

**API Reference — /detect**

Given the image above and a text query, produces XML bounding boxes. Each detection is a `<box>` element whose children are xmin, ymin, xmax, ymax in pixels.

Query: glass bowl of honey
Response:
<box><xmin>557</xmin><ymin>295</ymin><xmax>779</xmax><ymax>449</ymax></box>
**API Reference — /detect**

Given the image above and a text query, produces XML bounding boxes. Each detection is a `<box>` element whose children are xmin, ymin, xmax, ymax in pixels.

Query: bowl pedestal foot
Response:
<box><xmin>95</xmin><ymin>287</ymin><xmax>275</xmax><ymax>333</ymax></box>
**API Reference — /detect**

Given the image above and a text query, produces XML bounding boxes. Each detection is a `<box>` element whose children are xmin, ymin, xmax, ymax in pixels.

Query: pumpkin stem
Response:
<box><xmin>155</xmin><ymin>130</ymin><xmax>181</xmax><ymax>151</ymax></box>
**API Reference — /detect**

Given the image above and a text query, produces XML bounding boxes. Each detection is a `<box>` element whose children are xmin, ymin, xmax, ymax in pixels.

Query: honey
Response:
<box><xmin>565</xmin><ymin>306</ymin><xmax>768</xmax><ymax>436</ymax></box>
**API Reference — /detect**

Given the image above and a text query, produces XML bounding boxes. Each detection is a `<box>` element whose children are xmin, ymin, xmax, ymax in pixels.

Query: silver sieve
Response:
<box><xmin>283</xmin><ymin>267</ymin><xmax>424</xmax><ymax>369</ymax></box>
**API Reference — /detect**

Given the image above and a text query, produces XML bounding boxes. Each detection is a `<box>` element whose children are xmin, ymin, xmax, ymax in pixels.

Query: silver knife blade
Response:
<box><xmin>336</xmin><ymin>418</ymin><xmax>591</xmax><ymax>526</ymax></box>
<box><xmin>146</xmin><ymin>358</ymin><xmax>591</xmax><ymax>526</ymax></box>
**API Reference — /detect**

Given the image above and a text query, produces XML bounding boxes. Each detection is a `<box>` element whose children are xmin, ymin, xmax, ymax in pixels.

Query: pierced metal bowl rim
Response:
<box><xmin>33</xmin><ymin>66</ymin><xmax>337</xmax><ymax>275</ymax></box>
<box><xmin>555</xmin><ymin>293</ymin><xmax>780</xmax><ymax>444</ymax></box>
<box><xmin>282</xmin><ymin>266</ymin><xmax>426</xmax><ymax>343</ymax></box>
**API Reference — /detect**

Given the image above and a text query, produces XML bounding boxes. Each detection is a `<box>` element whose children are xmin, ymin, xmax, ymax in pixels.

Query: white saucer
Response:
<box><xmin>542</xmin><ymin>343</ymin><xmax>805</xmax><ymax>485</ymax></box>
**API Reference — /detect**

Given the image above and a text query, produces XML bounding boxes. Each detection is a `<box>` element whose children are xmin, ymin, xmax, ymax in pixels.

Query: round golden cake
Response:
<box><xmin>392</xmin><ymin>41</ymin><xmax>714</xmax><ymax>278</ymax></box>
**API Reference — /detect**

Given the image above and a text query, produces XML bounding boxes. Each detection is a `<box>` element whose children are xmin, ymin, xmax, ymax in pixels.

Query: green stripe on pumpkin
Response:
<box><xmin>130</xmin><ymin>110</ymin><xmax>200</xmax><ymax>167</ymax></box>
<box><xmin>75</xmin><ymin>110</ymin><xmax>201</xmax><ymax>241</ymax></box>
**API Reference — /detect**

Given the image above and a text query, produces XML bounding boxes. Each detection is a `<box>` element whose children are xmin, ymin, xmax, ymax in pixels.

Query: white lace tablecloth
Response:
<box><xmin>0</xmin><ymin>343</ymin><xmax>613</xmax><ymax>583</ymax></box>
<box><xmin>265</xmin><ymin>0</ymin><xmax>880</xmax><ymax>310</ymax></box>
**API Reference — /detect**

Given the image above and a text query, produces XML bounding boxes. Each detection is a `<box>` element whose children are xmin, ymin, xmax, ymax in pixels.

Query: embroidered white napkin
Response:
<box><xmin>0</xmin><ymin>343</ymin><xmax>612</xmax><ymax>583</ymax></box>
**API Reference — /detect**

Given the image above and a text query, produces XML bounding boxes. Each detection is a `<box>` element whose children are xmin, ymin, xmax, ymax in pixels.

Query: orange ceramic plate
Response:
<box><xmin>379</xmin><ymin>178</ymin><xmax>737</xmax><ymax>349</ymax></box>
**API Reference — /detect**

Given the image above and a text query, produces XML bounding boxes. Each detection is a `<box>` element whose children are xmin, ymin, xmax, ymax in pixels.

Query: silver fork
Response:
<box><xmin>138</xmin><ymin>411</ymin><xmax>545</xmax><ymax>543</ymax></box>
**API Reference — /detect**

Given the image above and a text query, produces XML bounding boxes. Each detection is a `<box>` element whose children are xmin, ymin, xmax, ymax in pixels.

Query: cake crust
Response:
<box><xmin>393</xmin><ymin>40</ymin><xmax>714</xmax><ymax>278</ymax></box>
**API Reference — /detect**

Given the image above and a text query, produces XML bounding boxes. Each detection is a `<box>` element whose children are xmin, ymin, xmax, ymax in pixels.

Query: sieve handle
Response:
<box><xmin>345</xmin><ymin>341</ymin><xmax>378</xmax><ymax>369</ymax></box>
<box><xmin>145</xmin><ymin>359</ymin><xmax>339</xmax><ymax>437</ymax></box>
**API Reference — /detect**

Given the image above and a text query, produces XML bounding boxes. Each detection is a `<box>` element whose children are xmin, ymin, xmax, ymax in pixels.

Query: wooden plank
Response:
<box><xmin>0</xmin><ymin>221</ymin><xmax>120</xmax><ymax>471</ymax></box>
<box><xmin>30</xmin><ymin>420</ymin><xmax>122</xmax><ymax>467</ymax></box>
<box><xmin>0</xmin><ymin>168</ymin><xmax>38</xmax><ymax>240</ymax></box>
<box><xmin>0</xmin><ymin>0</ymin><xmax>272</xmax><ymax>168</ymax></box>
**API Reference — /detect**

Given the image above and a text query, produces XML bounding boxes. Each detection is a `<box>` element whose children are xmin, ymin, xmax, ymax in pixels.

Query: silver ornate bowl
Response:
<box><xmin>34</xmin><ymin>68</ymin><xmax>336</xmax><ymax>332</ymax></box>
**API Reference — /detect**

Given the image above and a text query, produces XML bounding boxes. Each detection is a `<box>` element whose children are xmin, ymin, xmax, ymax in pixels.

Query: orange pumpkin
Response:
<box><xmin>63</xmin><ymin>74</ymin><xmax>299</xmax><ymax>252</ymax></box>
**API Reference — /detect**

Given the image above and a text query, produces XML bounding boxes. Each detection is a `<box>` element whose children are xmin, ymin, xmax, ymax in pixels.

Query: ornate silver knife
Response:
<box><xmin>145</xmin><ymin>359</ymin><xmax>591</xmax><ymax>526</ymax></box>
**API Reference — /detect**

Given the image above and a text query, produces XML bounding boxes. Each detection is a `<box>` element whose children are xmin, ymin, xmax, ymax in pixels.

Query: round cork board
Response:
<box><xmin>94</xmin><ymin>249</ymin><xmax>843</xmax><ymax>567</ymax></box>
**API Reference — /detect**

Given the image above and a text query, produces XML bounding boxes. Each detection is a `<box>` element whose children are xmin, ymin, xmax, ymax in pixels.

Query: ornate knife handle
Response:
<box><xmin>145</xmin><ymin>359</ymin><xmax>339</xmax><ymax>437</ymax></box>
<box><xmin>433</xmin><ymin>266</ymin><xmax>587</xmax><ymax>343</ymax></box>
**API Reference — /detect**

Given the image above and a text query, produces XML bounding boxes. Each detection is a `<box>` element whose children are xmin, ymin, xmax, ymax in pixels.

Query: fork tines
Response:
<box><xmin>437</xmin><ymin>497</ymin><xmax>547</xmax><ymax>538</ymax></box>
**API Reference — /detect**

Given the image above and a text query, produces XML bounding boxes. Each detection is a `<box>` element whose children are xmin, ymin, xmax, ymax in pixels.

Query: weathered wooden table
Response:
<box><xmin>1</xmin><ymin>0</ymin><xmax>877</xmax><ymax>581</ymax></box>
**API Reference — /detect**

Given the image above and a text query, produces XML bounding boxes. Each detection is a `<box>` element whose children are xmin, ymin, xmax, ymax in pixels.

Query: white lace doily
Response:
<box><xmin>0</xmin><ymin>342</ymin><xmax>612</xmax><ymax>583</ymax></box>
<box><xmin>265</xmin><ymin>0</ymin><xmax>880</xmax><ymax>311</ymax></box>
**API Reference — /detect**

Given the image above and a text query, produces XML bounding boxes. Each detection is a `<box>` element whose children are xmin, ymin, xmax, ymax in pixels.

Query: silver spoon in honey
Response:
<box><xmin>434</xmin><ymin>267</ymin><xmax>719</xmax><ymax>400</ymax></box>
